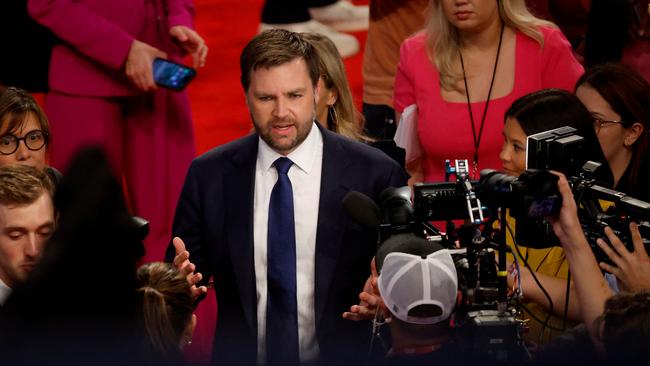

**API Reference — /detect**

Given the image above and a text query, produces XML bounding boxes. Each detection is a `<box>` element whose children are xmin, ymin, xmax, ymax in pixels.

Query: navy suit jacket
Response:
<box><xmin>167</xmin><ymin>124</ymin><xmax>408</xmax><ymax>365</ymax></box>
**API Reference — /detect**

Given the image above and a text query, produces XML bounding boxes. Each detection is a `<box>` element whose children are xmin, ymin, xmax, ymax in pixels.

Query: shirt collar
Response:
<box><xmin>257</xmin><ymin>122</ymin><xmax>322</xmax><ymax>174</ymax></box>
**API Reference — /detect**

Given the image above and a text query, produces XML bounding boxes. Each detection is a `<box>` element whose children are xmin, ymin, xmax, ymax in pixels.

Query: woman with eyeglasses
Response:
<box><xmin>497</xmin><ymin>83</ymin><xmax>650</xmax><ymax>350</ymax></box>
<box><xmin>0</xmin><ymin>87</ymin><xmax>50</xmax><ymax>170</ymax></box>
<box><xmin>497</xmin><ymin>89</ymin><xmax>610</xmax><ymax>345</ymax></box>
<box><xmin>575</xmin><ymin>62</ymin><xmax>650</xmax><ymax>201</ymax></box>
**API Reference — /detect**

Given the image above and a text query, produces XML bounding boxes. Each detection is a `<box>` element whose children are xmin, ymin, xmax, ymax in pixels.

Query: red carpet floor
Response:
<box><xmin>184</xmin><ymin>1</ymin><xmax>368</xmax><ymax>363</ymax></box>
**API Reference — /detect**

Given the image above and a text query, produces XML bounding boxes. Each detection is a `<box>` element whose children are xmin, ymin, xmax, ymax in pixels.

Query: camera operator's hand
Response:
<box><xmin>549</xmin><ymin>172</ymin><xmax>585</xmax><ymax>247</ymax></box>
<box><xmin>342</xmin><ymin>258</ymin><xmax>386</xmax><ymax>321</ymax></box>
<box><xmin>598</xmin><ymin>223</ymin><xmax>650</xmax><ymax>292</ymax></box>
<box><xmin>549</xmin><ymin>172</ymin><xmax>613</xmax><ymax>347</ymax></box>
<box><xmin>173</xmin><ymin>236</ymin><xmax>208</xmax><ymax>299</ymax></box>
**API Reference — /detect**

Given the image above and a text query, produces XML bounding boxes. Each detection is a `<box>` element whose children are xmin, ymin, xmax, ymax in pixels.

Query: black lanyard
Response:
<box><xmin>459</xmin><ymin>22</ymin><xmax>505</xmax><ymax>177</ymax></box>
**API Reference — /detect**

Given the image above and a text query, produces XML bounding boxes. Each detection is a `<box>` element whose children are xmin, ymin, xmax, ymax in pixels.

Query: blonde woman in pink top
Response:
<box><xmin>394</xmin><ymin>0</ymin><xmax>583</xmax><ymax>183</ymax></box>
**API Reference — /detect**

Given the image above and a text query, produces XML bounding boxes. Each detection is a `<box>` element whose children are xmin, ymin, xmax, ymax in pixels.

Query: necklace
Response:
<box><xmin>459</xmin><ymin>22</ymin><xmax>505</xmax><ymax>177</ymax></box>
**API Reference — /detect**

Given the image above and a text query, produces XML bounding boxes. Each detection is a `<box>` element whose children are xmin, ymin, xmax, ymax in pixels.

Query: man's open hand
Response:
<box><xmin>342</xmin><ymin>258</ymin><xmax>386</xmax><ymax>321</ymax></box>
<box><xmin>173</xmin><ymin>236</ymin><xmax>208</xmax><ymax>299</ymax></box>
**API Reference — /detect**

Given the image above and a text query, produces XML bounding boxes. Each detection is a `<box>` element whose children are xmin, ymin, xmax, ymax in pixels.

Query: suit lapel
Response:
<box><xmin>224</xmin><ymin>127</ymin><xmax>355</xmax><ymax>331</ymax></box>
<box><xmin>224</xmin><ymin>134</ymin><xmax>259</xmax><ymax>331</ymax></box>
<box><xmin>314</xmin><ymin>127</ymin><xmax>352</xmax><ymax>327</ymax></box>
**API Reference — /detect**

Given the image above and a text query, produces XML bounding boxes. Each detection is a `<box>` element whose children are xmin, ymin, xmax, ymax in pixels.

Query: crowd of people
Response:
<box><xmin>0</xmin><ymin>0</ymin><xmax>649</xmax><ymax>365</ymax></box>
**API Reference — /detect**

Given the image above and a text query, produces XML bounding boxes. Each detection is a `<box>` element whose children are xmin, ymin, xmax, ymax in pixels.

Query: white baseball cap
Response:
<box><xmin>378</xmin><ymin>248</ymin><xmax>458</xmax><ymax>325</ymax></box>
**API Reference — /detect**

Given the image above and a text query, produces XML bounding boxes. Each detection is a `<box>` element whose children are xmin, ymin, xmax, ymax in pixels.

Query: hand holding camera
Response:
<box><xmin>548</xmin><ymin>171</ymin><xmax>587</xmax><ymax>252</ymax></box>
<box><xmin>597</xmin><ymin>223</ymin><xmax>650</xmax><ymax>292</ymax></box>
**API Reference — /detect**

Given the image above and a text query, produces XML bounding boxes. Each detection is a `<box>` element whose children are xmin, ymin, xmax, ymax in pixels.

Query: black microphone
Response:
<box><xmin>342</xmin><ymin>191</ymin><xmax>381</xmax><ymax>230</ymax></box>
<box><xmin>379</xmin><ymin>186</ymin><xmax>413</xmax><ymax>226</ymax></box>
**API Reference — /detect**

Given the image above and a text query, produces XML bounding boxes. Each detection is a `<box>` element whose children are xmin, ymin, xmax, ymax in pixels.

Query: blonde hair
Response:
<box><xmin>301</xmin><ymin>33</ymin><xmax>368</xmax><ymax>142</ymax></box>
<box><xmin>427</xmin><ymin>0</ymin><xmax>555</xmax><ymax>91</ymax></box>
<box><xmin>136</xmin><ymin>262</ymin><xmax>194</xmax><ymax>357</ymax></box>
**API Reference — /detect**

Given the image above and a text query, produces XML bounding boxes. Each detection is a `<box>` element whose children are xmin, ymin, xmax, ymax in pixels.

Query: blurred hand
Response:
<box><xmin>342</xmin><ymin>258</ymin><xmax>386</xmax><ymax>321</ymax></box>
<box><xmin>125</xmin><ymin>40</ymin><xmax>167</xmax><ymax>92</ymax></box>
<box><xmin>598</xmin><ymin>223</ymin><xmax>650</xmax><ymax>292</ymax></box>
<box><xmin>636</xmin><ymin>1</ymin><xmax>650</xmax><ymax>38</ymax></box>
<box><xmin>169</xmin><ymin>25</ymin><xmax>208</xmax><ymax>68</ymax></box>
<box><xmin>173</xmin><ymin>236</ymin><xmax>208</xmax><ymax>299</ymax></box>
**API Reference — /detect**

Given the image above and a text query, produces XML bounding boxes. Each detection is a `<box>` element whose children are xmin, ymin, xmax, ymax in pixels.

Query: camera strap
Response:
<box><xmin>459</xmin><ymin>21</ymin><xmax>505</xmax><ymax>177</ymax></box>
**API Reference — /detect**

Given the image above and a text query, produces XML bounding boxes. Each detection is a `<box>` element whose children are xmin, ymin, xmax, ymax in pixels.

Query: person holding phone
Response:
<box><xmin>27</xmin><ymin>0</ymin><xmax>208</xmax><ymax>262</ymax></box>
<box><xmin>152</xmin><ymin>58</ymin><xmax>197</xmax><ymax>91</ymax></box>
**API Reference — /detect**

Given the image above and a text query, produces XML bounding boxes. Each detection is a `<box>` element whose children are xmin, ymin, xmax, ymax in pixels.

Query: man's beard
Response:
<box><xmin>254</xmin><ymin>114</ymin><xmax>314</xmax><ymax>154</ymax></box>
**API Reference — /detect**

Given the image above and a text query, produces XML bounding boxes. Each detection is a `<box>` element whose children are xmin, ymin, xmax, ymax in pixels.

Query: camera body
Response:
<box><xmin>576</xmin><ymin>184</ymin><xmax>650</xmax><ymax>264</ymax></box>
<box><xmin>413</xmin><ymin>125</ymin><xmax>650</xmax><ymax>264</ymax></box>
<box><xmin>377</xmin><ymin>160</ymin><xmax>526</xmax><ymax>362</ymax></box>
<box><xmin>526</xmin><ymin>126</ymin><xmax>585</xmax><ymax>174</ymax></box>
<box><xmin>348</xmin><ymin>126</ymin><xmax>648</xmax><ymax>362</ymax></box>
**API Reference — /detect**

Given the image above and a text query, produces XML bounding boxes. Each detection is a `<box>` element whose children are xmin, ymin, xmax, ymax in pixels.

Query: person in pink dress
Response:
<box><xmin>27</xmin><ymin>0</ymin><xmax>208</xmax><ymax>262</ymax></box>
<box><xmin>394</xmin><ymin>0</ymin><xmax>584</xmax><ymax>184</ymax></box>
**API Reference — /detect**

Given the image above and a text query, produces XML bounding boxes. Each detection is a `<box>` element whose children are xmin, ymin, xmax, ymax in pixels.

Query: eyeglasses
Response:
<box><xmin>0</xmin><ymin>130</ymin><xmax>49</xmax><ymax>155</ymax></box>
<box><xmin>592</xmin><ymin>116</ymin><xmax>626</xmax><ymax>134</ymax></box>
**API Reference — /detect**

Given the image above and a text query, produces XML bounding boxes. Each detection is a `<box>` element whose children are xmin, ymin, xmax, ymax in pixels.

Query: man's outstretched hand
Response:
<box><xmin>342</xmin><ymin>258</ymin><xmax>385</xmax><ymax>321</ymax></box>
<box><xmin>173</xmin><ymin>236</ymin><xmax>208</xmax><ymax>299</ymax></box>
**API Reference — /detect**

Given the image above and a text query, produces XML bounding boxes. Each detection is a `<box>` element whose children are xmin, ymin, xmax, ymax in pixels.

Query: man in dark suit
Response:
<box><xmin>167</xmin><ymin>29</ymin><xmax>407</xmax><ymax>366</ymax></box>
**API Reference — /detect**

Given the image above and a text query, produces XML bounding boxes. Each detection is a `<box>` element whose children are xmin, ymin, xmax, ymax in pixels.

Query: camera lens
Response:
<box><xmin>478</xmin><ymin>169</ymin><xmax>517</xmax><ymax>209</ymax></box>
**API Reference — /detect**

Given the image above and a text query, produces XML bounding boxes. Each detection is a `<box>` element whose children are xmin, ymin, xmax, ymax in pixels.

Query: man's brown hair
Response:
<box><xmin>0</xmin><ymin>165</ymin><xmax>54</xmax><ymax>206</ymax></box>
<box><xmin>239</xmin><ymin>29</ymin><xmax>320</xmax><ymax>91</ymax></box>
<box><xmin>597</xmin><ymin>290</ymin><xmax>650</xmax><ymax>363</ymax></box>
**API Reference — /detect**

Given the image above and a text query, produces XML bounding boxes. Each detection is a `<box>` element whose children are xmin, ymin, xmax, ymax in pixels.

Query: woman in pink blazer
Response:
<box><xmin>28</xmin><ymin>0</ymin><xmax>208</xmax><ymax>262</ymax></box>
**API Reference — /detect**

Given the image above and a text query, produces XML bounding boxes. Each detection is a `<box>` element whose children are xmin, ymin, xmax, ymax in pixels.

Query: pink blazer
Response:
<box><xmin>28</xmin><ymin>0</ymin><xmax>195</xmax><ymax>97</ymax></box>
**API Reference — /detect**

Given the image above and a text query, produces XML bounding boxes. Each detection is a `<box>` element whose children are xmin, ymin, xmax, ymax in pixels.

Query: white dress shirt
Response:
<box><xmin>253</xmin><ymin>123</ymin><xmax>323</xmax><ymax>364</ymax></box>
<box><xmin>0</xmin><ymin>278</ymin><xmax>11</xmax><ymax>306</ymax></box>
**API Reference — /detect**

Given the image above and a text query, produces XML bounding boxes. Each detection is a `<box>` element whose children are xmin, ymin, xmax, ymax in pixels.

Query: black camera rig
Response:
<box><xmin>376</xmin><ymin>158</ymin><xmax>527</xmax><ymax>363</ymax></box>
<box><xmin>344</xmin><ymin>126</ymin><xmax>649</xmax><ymax>362</ymax></box>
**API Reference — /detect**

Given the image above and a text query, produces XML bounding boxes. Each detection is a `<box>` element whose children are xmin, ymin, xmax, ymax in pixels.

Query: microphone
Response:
<box><xmin>342</xmin><ymin>191</ymin><xmax>381</xmax><ymax>230</ymax></box>
<box><xmin>379</xmin><ymin>186</ymin><xmax>413</xmax><ymax>226</ymax></box>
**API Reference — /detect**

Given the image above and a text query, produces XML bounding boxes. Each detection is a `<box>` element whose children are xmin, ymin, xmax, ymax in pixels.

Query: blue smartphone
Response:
<box><xmin>152</xmin><ymin>58</ymin><xmax>196</xmax><ymax>91</ymax></box>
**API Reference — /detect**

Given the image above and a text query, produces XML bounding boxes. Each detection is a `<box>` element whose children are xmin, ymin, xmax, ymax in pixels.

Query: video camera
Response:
<box><xmin>415</xmin><ymin>127</ymin><xmax>582</xmax><ymax>238</ymax></box>
<box><xmin>344</xmin><ymin>126</ymin><xmax>649</xmax><ymax>361</ymax></box>
<box><xmin>365</xmin><ymin>125</ymin><xmax>648</xmax><ymax>361</ymax></box>
<box><xmin>344</xmin><ymin>158</ymin><xmax>527</xmax><ymax>363</ymax></box>
<box><xmin>415</xmin><ymin>126</ymin><xmax>650</xmax><ymax>258</ymax></box>
<box><xmin>574</xmin><ymin>181</ymin><xmax>650</xmax><ymax>265</ymax></box>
